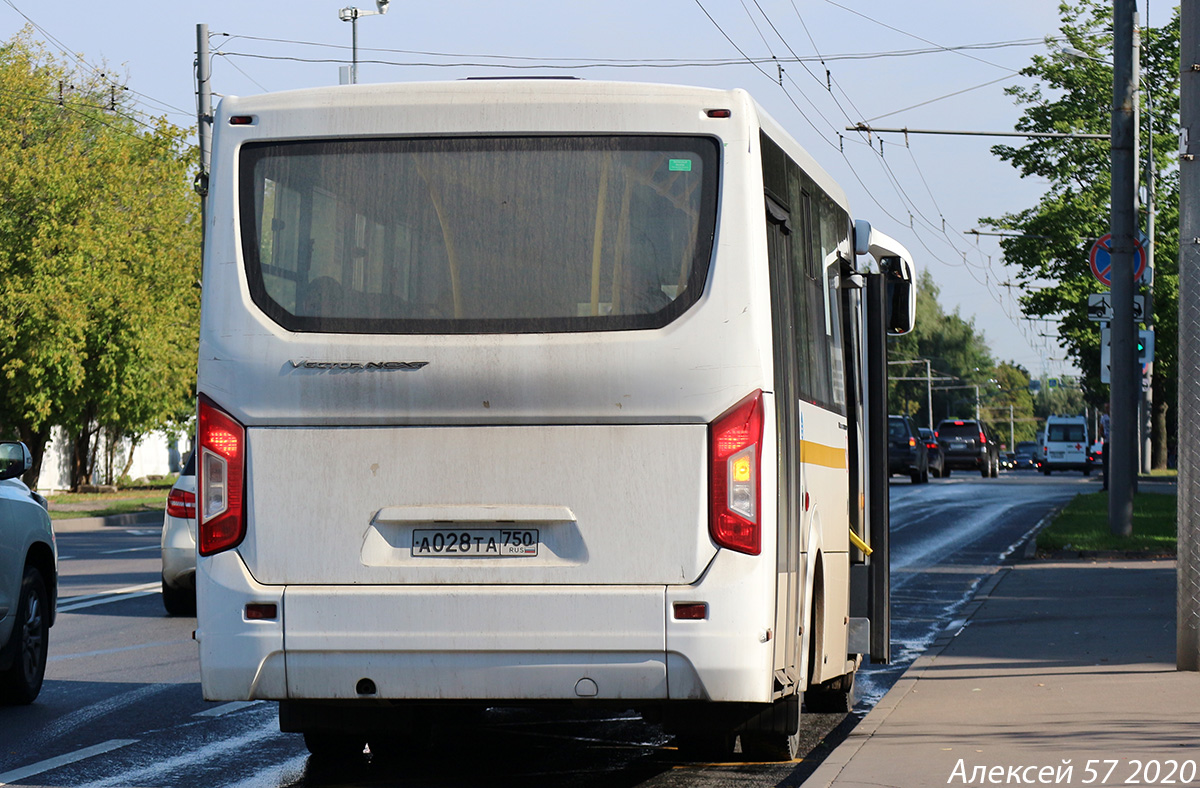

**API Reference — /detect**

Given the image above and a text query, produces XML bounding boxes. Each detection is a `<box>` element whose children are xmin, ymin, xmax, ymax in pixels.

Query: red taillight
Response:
<box><xmin>166</xmin><ymin>487</ymin><xmax>197</xmax><ymax>519</ymax></box>
<box><xmin>908</xmin><ymin>437</ymin><xmax>917</xmax><ymax>448</ymax></box>
<box><xmin>245</xmin><ymin>603</ymin><xmax>277</xmax><ymax>620</ymax></box>
<box><xmin>979</xmin><ymin>431</ymin><xmax>986</xmax><ymax>445</ymax></box>
<box><xmin>710</xmin><ymin>391</ymin><xmax>764</xmax><ymax>556</ymax></box>
<box><xmin>198</xmin><ymin>395</ymin><xmax>246</xmax><ymax>556</ymax></box>
<box><xmin>674</xmin><ymin>603</ymin><xmax>708</xmax><ymax>620</ymax></box>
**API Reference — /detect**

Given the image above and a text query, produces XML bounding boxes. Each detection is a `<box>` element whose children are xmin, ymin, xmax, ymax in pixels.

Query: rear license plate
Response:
<box><xmin>412</xmin><ymin>529</ymin><xmax>539</xmax><ymax>557</ymax></box>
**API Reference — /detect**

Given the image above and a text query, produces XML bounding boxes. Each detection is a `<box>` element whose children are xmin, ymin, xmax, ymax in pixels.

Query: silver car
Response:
<box><xmin>0</xmin><ymin>441</ymin><xmax>57</xmax><ymax>705</ymax></box>
<box><xmin>160</xmin><ymin>451</ymin><xmax>196</xmax><ymax>616</ymax></box>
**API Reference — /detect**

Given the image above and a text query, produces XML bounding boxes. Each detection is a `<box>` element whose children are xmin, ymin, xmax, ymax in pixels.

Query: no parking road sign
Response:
<box><xmin>1089</xmin><ymin>233</ymin><xmax>1148</xmax><ymax>286</ymax></box>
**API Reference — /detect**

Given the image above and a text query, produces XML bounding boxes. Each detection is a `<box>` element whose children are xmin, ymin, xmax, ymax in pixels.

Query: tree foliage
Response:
<box><xmin>981</xmin><ymin>0</ymin><xmax>1179</xmax><ymax>465</ymax></box>
<box><xmin>0</xmin><ymin>30</ymin><xmax>201</xmax><ymax>487</ymax></box>
<box><xmin>888</xmin><ymin>270</ymin><xmax>1037</xmax><ymax>445</ymax></box>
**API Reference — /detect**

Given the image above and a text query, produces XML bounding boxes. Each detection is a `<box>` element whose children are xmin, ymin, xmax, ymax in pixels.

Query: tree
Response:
<box><xmin>888</xmin><ymin>269</ymin><xmax>1027</xmax><ymax>438</ymax></box>
<box><xmin>981</xmin><ymin>1</ymin><xmax>1179</xmax><ymax>467</ymax></box>
<box><xmin>0</xmin><ymin>30</ymin><xmax>201</xmax><ymax>488</ymax></box>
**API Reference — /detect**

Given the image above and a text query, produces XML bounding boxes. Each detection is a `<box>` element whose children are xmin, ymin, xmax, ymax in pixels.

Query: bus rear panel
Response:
<box><xmin>194</xmin><ymin>80</ymin><xmax>896</xmax><ymax>757</ymax></box>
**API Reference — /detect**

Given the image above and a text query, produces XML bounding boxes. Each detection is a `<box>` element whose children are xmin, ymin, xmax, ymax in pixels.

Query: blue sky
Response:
<box><xmin>0</xmin><ymin>0</ymin><xmax>1164</xmax><ymax>378</ymax></box>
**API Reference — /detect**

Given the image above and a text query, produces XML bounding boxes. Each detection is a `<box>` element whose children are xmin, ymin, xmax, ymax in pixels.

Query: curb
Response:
<box><xmin>805</xmin><ymin>512</ymin><xmax>1054</xmax><ymax>788</ymax></box>
<box><xmin>804</xmin><ymin>566</ymin><xmax>1014</xmax><ymax>788</ymax></box>
<box><xmin>51</xmin><ymin>510</ymin><xmax>163</xmax><ymax>533</ymax></box>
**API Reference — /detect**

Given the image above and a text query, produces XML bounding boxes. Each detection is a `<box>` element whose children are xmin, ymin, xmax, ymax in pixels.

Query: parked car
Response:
<box><xmin>0</xmin><ymin>441</ymin><xmax>57</xmax><ymax>705</ymax></box>
<box><xmin>888</xmin><ymin>415</ymin><xmax>929</xmax><ymax>484</ymax></box>
<box><xmin>936</xmin><ymin>418</ymin><xmax>999</xmax><ymax>478</ymax></box>
<box><xmin>919</xmin><ymin>427</ymin><xmax>944</xmax><ymax>478</ymax></box>
<box><xmin>160</xmin><ymin>451</ymin><xmax>197</xmax><ymax>616</ymax></box>
<box><xmin>1013</xmin><ymin>440</ymin><xmax>1039</xmax><ymax>470</ymax></box>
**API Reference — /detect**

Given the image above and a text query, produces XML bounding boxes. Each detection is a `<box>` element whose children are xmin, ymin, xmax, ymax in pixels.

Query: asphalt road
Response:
<box><xmin>0</xmin><ymin>470</ymin><xmax>1092</xmax><ymax>787</ymax></box>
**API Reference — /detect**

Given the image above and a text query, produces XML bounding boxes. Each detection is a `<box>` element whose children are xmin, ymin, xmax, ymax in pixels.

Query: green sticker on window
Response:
<box><xmin>668</xmin><ymin>159</ymin><xmax>693</xmax><ymax>172</ymax></box>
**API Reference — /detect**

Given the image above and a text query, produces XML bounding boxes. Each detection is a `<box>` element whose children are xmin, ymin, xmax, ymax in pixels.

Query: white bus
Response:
<box><xmin>194</xmin><ymin>78</ymin><xmax>913</xmax><ymax>761</ymax></box>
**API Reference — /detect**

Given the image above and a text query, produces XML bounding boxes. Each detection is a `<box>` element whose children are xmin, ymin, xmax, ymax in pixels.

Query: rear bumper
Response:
<box><xmin>942</xmin><ymin>453</ymin><xmax>986</xmax><ymax>470</ymax></box>
<box><xmin>1044</xmin><ymin>461</ymin><xmax>1093</xmax><ymax>471</ymax></box>
<box><xmin>196</xmin><ymin>548</ymin><xmax>775</xmax><ymax>705</ymax></box>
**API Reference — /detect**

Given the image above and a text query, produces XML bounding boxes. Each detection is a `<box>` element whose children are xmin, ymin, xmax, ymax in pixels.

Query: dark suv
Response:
<box><xmin>888</xmin><ymin>415</ymin><xmax>929</xmax><ymax>484</ymax></box>
<box><xmin>936</xmin><ymin>419</ymin><xmax>999</xmax><ymax>478</ymax></box>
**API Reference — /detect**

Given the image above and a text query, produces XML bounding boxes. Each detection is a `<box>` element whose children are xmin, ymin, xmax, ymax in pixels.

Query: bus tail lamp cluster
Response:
<box><xmin>709</xmin><ymin>391</ymin><xmax>764</xmax><ymax>555</ymax></box>
<box><xmin>198</xmin><ymin>395</ymin><xmax>247</xmax><ymax>556</ymax></box>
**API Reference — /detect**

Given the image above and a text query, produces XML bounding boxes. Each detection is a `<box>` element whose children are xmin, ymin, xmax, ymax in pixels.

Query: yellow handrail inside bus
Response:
<box><xmin>848</xmin><ymin>529</ymin><xmax>872</xmax><ymax>556</ymax></box>
<box><xmin>414</xmin><ymin>158</ymin><xmax>462</xmax><ymax>318</ymax></box>
<box><xmin>590</xmin><ymin>153</ymin><xmax>612</xmax><ymax>316</ymax></box>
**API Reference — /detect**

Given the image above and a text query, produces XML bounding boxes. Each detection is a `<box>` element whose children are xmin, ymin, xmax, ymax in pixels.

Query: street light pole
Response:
<box><xmin>338</xmin><ymin>0</ymin><xmax>391</xmax><ymax>84</ymax></box>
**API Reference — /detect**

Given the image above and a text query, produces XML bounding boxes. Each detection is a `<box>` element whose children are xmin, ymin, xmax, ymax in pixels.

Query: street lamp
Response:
<box><xmin>339</xmin><ymin>0</ymin><xmax>390</xmax><ymax>84</ymax></box>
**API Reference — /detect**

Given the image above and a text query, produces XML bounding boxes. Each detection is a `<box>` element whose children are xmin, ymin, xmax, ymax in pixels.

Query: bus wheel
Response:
<box><xmin>805</xmin><ymin>671</ymin><xmax>856</xmax><ymax>714</ymax></box>
<box><xmin>740</xmin><ymin>694</ymin><xmax>802</xmax><ymax>761</ymax></box>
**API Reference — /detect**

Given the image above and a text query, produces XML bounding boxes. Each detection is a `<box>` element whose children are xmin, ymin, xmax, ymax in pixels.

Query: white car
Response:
<box><xmin>0</xmin><ymin>441</ymin><xmax>57</xmax><ymax>705</ymax></box>
<box><xmin>160</xmin><ymin>452</ymin><xmax>196</xmax><ymax>616</ymax></box>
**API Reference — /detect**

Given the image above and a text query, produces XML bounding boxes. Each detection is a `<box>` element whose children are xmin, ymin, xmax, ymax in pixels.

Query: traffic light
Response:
<box><xmin>1137</xmin><ymin>329</ymin><xmax>1155</xmax><ymax>364</ymax></box>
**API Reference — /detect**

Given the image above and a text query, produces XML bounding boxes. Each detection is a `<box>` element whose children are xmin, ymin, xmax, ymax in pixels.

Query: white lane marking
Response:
<box><xmin>58</xmin><ymin>583</ymin><xmax>160</xmax><ymax>613</ymax></box>
<box><xmin>73</xmin><ymin>718</ymin><xmax>283</xmax><ymax>788</ymax></box>
<box><xmin>49</xmin><ymin>640</ymin><xmax>190</xmax><ymax>663</ymax></box>
<box><xmin>193</xmin><ymin>700</ymin><xmax>265</xmax><ymax>718</ymax></box>
<box><xmin>0</xmin><ymin>739</ymin><xmax>138</xmax><ymax>786</ymax></box>
<box><xmin>99</xmin><ymin>545</ymin><xmax>160</xmax><ymax>555</ymax></box>
<box><xmin>60</xmin><ymin>582</ymin><xmax>161</xmax><ymax>603</ymax></box>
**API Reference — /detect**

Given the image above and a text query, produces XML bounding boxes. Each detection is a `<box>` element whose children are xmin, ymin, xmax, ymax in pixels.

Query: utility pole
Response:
<box><xmin>195</xmin><ymin>25</ymin><xmax>212</xmax><ymax>262</ymax></box>
<box><xmin>1108</xmin><ymin>0</ymin><xmax>1139</xmax><ymax>538</ymax></box>
<box><xmin>1142</xmin><ymin>76</ymin><xmax>1156</xmax><ymax>474</ymax></box>
<box><xmin>1177</xmin><ymin>0</ymin><xmax>1200</xmax><ymax>672</ymax></box>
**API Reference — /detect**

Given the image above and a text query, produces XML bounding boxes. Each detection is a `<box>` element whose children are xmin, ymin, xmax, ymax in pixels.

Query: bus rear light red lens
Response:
<box><xmin>245</xmin><ymin>603</ymin><xmax>277</xmax><ymax>620</ymax></box>
<box><xmin>674</xmin><ymin>603</ymin><xmax>708</xmax><ymax>620</ymax></box>
<box><xmin>706</xmin><ymin>109</ymin><xmax>732</xmax><ymax>118</ymax></box>
<box><xmin>167</xmin><ymin>488</ymin><xmax>197</xmax><ymax>519</ymax></box>
<box><xmin>229</xmin><ymin>115</ymin><xmax>255</xmax><ymax>125</ymax></box>
<box><xmin>198</xmin><ymin>395</ymin><xmax>247</xmax><ymax>556</ymax></box>
<box><xmin>710</xmin><ymin>391</ymin><xmax>763</xmax><ymax>556</ymax></box>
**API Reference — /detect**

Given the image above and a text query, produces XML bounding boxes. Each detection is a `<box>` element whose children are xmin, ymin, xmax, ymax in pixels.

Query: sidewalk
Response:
<box><xmin>808</xmin><ymin>557</ymin><xmax>1200</xmax><ymax>787</ymax></box>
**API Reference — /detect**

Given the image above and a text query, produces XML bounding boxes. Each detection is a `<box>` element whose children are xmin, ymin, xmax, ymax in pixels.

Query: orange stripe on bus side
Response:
<box><xmin>799</xmin><ymin>440</ymin><xmax>847</xmax><ymax>469</ymax></box>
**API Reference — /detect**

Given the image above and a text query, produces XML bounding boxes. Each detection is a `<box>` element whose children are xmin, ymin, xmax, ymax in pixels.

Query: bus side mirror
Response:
<box><xmin>881</xmin><ymin>255</ymin><xmax>916</xmax><ymax>335</ymax></box>
<box><xmin>886</xmin><ymin>278</ymin><xmax>914</xmax><ymax>335</ymax></box>
<box><xmin>854</xmin><ymin>219</ymin><xmax>872</xmax><ymax>257</ymax></box>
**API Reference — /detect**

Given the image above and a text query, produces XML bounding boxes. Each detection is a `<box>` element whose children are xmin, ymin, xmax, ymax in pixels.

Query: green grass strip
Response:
<box><xmin>1037</xmin><ymin>490</ymin><xmax>1177</xmax><ymax>553</ymax></box>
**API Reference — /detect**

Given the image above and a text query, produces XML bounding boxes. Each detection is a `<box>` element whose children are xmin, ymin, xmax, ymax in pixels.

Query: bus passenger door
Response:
<box><xmin>765</xmin><ymin>196</ymin><xmax>803</xmax><ymax>693</ymax></box>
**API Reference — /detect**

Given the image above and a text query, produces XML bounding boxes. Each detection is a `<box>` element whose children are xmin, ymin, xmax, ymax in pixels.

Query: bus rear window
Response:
<box><xmin>239</xmin><ymin>136</ymin><xmax>719</xmax><ymax>334</ymax></box>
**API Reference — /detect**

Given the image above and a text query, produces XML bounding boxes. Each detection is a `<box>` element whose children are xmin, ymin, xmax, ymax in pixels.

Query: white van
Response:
<box><xmin>1041</xmin><ymin>415</ymin><xmax>1092</xmax><ymax>475</ymax></box>
<box><xmin>193</xmin><ymin>79</ymin><xmax>912</xmax><ymax>761</ymax></box>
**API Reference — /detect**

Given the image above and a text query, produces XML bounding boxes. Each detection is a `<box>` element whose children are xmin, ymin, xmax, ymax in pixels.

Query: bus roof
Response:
<box><xmin>216</xmin><ymin>78</ymin><xmax>850</xmax><ymax>214</ymax></box>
